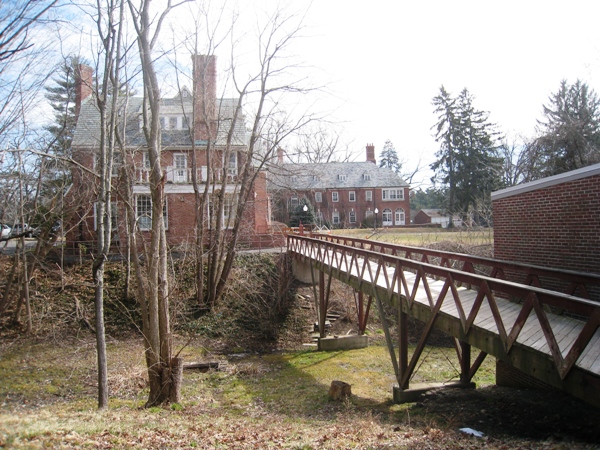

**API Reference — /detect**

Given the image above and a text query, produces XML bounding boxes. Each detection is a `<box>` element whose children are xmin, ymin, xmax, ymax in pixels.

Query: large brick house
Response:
<box><xmin>68</xmin><ymin>55</ymin><xmax>273</xmax><ymax>250</ymax></box>
<box><xmin>271</xmin><ymin>145</ymin><xmax>410</xmax><ymax>228</ymax></box>
<box><xmin>492</xmin><ymin>162</ymin><xmax>600</xmax><ymax>300</ymax></box>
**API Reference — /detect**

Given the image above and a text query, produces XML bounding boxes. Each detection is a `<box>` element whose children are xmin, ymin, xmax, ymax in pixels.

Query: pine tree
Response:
<box><xmin>378</xmin><ymin>140</ymin><xmax>401</xmax><ymax>173</ymax></box>
<box><xmin>289</xmin><ymin>197</ymin><xmax>316</xmax><ymax>227</ymax></box>
<box><xmin>534</xmin><ymin>79</ymin><xmax>600</xmax><ymax>177</ymax></box>
<box><xmin>430</xmin><ymin>86</ymin><xmax>459</xmax><ymax>215</ymax></box>
<box><xmin>430</xmin><ymin>86</ymin><xmax>502</xmax><ymax>221</ymax></box>
<box><xmin>44</xmin><ymin>55</ymin><xmax>88</xmax><ymax>156</ymax></box>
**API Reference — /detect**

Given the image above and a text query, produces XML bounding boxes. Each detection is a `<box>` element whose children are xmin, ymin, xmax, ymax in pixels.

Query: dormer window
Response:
<box><xmin>363</xmin><ymin>173</ymin><xmax>371</xmax><ymax>181</ymax></box>
<box><xmin>338</xmin><ymin>174</ymin><xmax>347</xmax><ymax>181</ymax></box>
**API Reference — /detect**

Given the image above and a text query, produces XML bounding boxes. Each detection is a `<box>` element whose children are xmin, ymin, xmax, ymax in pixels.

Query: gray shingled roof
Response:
<box><xmin>72</xmin><ymin>93</ymin><xmax>247</xmax><ymax>148</ymax></box>
<box><xmin>270</xmin><ymin>162</ymin><xmax>409</xmax><ymax>190</ymax></box>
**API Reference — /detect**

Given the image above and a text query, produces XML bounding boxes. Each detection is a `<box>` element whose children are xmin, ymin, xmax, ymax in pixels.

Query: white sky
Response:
<box><xmin>294</xmin><ymin>0</ymin><xmax>600</xmax><ymax>184</ymax></box>
<box><xmin>59</xmin><ymin>0</ymin><xmax>600</xmax><ymax>186</ymax></box>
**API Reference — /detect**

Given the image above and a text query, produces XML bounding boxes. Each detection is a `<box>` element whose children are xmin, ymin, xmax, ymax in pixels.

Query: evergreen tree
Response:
<box><xmin>378</xmin><ymin>140</ymin><xmax>401</xmax><ymax>173</ymax></box>
<box><xmin>289</xmin><ymin>197</ymin><xmax>316</xmax><ymax>227</ymax></box>
<box><xmin>430</xmin><ymin>86</ymin><xmax>459</xmax><ymax>215</ymax></box>
<box><xmin>44</xmin><ymin>55</ymin><xmax>88</xmax><ymax>156</ymax></box>
<box><xmin>534</xmin><ymin>79</ymin><xmax>600</xmax><ymax>177</ymax></box>
<box><xmin>430</xmin><ymin>86</ymin><xmax>502</xmax><ymax>221</ymax></box>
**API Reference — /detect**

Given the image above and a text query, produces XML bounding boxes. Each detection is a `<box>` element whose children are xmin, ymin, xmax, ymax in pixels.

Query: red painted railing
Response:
<box><xmin>288</xmin><ymin>234</ymin><xmax>600</xmax><ymax>382</ymax></box>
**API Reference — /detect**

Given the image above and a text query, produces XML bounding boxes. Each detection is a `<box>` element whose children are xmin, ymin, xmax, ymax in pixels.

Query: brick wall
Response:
<box><xmin>492</xmin><ymin>166</ymin><xmax>600</xmax><ymax>300</ymax></box>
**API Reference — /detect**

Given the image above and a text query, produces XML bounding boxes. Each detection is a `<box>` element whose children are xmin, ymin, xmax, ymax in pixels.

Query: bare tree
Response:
<box><xmin>200</xmin><ymin>5</ymin><xmax>319</xmax><ymax>307</ymax></box>
<box><xmin>127</xmin><ymin>0</ymin><xmax>190</xmax><ymax>407</ymax></box>
<box><xmin>289</xmin><ymin>124</ymin><xmax>355</xmax><ymax>163</ymax></box>
<box><xmin>86</xmin><ymin>0</ymin><xmax>128</xmax><ymax>410</ymax></box>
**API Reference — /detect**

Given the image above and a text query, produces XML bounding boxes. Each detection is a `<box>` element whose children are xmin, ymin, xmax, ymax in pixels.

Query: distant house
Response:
<box><xmin>270</xmin><ymin>145</ymin><xmax>410</xmax><ymax>228</ymax></box>
<box><xmin>67</xmin><ymin>54</ymin><xmax>274</xmax><ymax>250</ymax></box>
<box><xmin>413</xmin><ymin>209</ymin><xmax>461</xmax><ymax>228</ymax></box>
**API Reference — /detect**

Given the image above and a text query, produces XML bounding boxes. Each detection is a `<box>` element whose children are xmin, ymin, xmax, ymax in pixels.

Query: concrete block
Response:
<box><xmin>318</xmin><ymin>335</ymin><xmax>369</xmax><ymax>351</ymax></box>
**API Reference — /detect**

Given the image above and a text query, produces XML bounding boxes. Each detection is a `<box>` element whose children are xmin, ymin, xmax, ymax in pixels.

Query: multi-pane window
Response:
<box><xmin>332</xmin><ymin>191</ymin><xmax>339</xmax><ymax>202</ymax></box>
<box><xmin>332</xmin><ymin>212</ymin><xmax>340</xmax><ymax>225</ymax></box>
<box><xmin>169</xmin><ymin>116</ymin><xmax>178</xmax><ymax>129</ymax></box>
<box><xmin>382</xmin><ymin>188</ymin><xmax>405</xmax><ymax>201</ymax></box>
<box><xmin>338</xmin><ymin>174</ymin><xmax>347</xmax><ymax>181</ymax></box>
<box><xmin>143</xmin><ymin>151</ymin><xmax>151</xmax><ymax>169</ymax></box>
<box><xmin>173</xmin><ymin>154</ymin><xmax>187</xmax><ymax>183</ymax></box>
<box><xmin>315</xmin><ymin>192</ymin><xmax>322</xmax><ymax>203</ymax></box>
<box><xmin>290</xmin><ymin>196</ymin><xmax>299</xmax><ymax>207</ymax></box>
<box><xmin>366</xmin><ymin>190</ymin><xmax>373</xmax><ymax>202</ymax></box>
<box><xmin>382</xmin><ymin>208</ymin><xmax>393</xmax><ymax>225</ymax></box>
<box><xmin>94</xmin><ymin>202</ymin><xmax>118</xmax><ymax>231</ymax></box>
<box><xmin>349</xmin><ymin>191</ymin><xmax>356</xmax><ymax>202</ymax></box>
<box><xmin>363</xmin><ymin>173</ymin><xmax>371</xmax><ymax>181</ymax></box>
<box><xmin>208</xmin><ymin>195</ymin><xmax>237</xmax><ymax>228</ymax></box>
<box><xmin>365</xmin><ymin>210</ymin><xmax>373</xmax><ymax>218</ymax></box>
<box><xmin>395</xmin><ymin>208</ymin><xmax>406</xmax><ymax>225</ymax></box>
<box><xmin>136</xmin><ymin>195</ymin><xmax>153</xmax><ymax>230</ymax></box>
<box><xmin>349</xmin><ymin>211</ymin><xmax>356</xmax><ymax>223</ymax></box>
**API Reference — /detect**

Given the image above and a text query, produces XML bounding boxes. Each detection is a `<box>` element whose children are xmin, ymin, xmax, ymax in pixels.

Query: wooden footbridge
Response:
<box><xmin>287</xmin><ymin>233</ymin><xmax>600</xmax><ymax>408</ymax></box>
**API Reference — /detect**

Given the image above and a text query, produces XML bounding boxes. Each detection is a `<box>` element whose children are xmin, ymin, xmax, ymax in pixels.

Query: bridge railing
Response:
<box><xmin>308</xmin><ymin>233</ymin><xmax>600</xmax><ymax>302</ymax></box>
<box><xmin>287</xmin><ymin>234</ymin><xmax>600</xmax><ymax>381</ymax></box>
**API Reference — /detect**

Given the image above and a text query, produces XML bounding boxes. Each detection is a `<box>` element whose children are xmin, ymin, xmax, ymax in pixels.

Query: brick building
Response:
<box><xmin>271</xmin><ymin>145</ymin><xmax>410</xmax><ymax>228</ymax></box>
<box><xmin>413</xmin><ymin>209</ymin><xmax>462</xmax><ymax>228</ymax></box>
<box><xmin>68</xmin><ymin>55</ymin><xmax>274</xmax><ymax>250</ymax></box>
<box><xmin>492</xmin><ymin>163</ymin><xmax>600</xmax><ymax>300</ymax></box>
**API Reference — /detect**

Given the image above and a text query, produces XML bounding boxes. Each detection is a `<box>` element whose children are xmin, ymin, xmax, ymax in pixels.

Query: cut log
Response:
<box><xmin>183</xmin><ymin>361</ymin><xmax>221</xmax><ymax>372</ymax></box>
<box><xmin>328</xmin><ymin>380</ymin><xmax>352</xmax><ymax>400</ymax></box>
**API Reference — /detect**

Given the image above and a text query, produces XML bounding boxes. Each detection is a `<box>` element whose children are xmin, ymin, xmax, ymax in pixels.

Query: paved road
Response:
<box><xmin>0</xmin><ymin>238</ymin><xmax>39</xmax><ymax>256</ymax></box>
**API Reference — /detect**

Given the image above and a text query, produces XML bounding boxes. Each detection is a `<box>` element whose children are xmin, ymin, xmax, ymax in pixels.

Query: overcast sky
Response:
<box><xmin>292</xmin><ymin>0</ymin><xmax>600</xmax><ymax>185</ymax></box>
<box><xmin>64</xmin><ymin>1</ymin><xmax>600</xmax><ymax>186</ymax></box>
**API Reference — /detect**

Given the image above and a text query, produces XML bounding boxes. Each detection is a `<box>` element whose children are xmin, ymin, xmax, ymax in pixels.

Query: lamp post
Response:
<box><xmin>374</xmin><ymin>207</ymin><xmax>378</xmax><ymax>231</ymax></box>
<box><xmin>299</xmin><ymin>204</ymin><xmax>308</xmax><ymax>235</ymax></box>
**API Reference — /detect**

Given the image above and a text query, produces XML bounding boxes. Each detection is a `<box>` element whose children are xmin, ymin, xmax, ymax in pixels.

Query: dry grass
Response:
<box><xmin>2</xmin><ymin>337</ymin><xmax>597</xmax><ymax>449</ymax></box>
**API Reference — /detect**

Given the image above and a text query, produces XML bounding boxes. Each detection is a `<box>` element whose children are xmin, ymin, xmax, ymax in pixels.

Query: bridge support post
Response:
<box><xmin>459</xmin><ymin>340</ymin><xmax>473</xmax><ymax>386</ymax></box>
<box><xmin>398</xmin><ymin>305</ymin><xmax>409</xmax><ymax>389</ymax></box>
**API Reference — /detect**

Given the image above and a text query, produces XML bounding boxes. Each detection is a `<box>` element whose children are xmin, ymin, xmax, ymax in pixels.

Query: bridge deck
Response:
<box><xmin>294</xmin><ymin>241</ymin><xmax>600</xmax><ymax>384</ymax></box>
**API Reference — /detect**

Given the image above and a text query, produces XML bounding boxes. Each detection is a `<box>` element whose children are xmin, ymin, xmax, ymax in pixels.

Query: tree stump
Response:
<box><xmin>169</xmin><ymin>357</ymin><xmax>184</xmax><ymax>404</ymax></box>
<box><xmin>328</xmin><ymin>380</ymin><xmax>351</xmax><ymax>400</ymax></box>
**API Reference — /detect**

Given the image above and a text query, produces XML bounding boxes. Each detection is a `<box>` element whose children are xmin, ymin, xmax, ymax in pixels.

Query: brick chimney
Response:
<box><xmin>75</xmin><ymin>64</ymin><xmax>93</xmax><ymax>120</ymax></box>
<box><xmin>366</xmin><ymin>143</ymin><xmax>376</xmax><ymax>164</ymax></box>
<box><xmin>192</xmin><ymin>54</ymin><xmax>217</xmax><ymax>142</ymax></box>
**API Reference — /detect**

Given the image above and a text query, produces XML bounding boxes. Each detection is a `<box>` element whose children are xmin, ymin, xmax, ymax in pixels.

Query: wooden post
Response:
<box><xmin>460</xmin><ymin>341</ymin><xmax>471</xmax><ymax>385</ymax></box>
<box><xmin>319</xmin><ymin>271</ymin><xmax>326</xmax><ymax>338</ymax></box>
<box><xmin>398</xmin><ymin>301</ymin><xmax>409</xmax><ymax>389</ymax></box>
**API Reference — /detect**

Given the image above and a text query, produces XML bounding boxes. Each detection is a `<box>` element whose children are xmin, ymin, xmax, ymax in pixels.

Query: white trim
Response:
<box><xmin>491</xmin><ymin>163</ymin><xmax>600</xmax><ymax>200</ymax></box>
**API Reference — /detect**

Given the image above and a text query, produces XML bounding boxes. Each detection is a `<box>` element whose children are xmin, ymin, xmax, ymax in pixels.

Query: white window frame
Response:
<box><xmin>395</xmin><ymin>208</ymin><xmax>406</xmax><ymax>226</ymax></box>
<box><xmin>136</xmin><ymin>195</ymin><xmax>153</xmax><ymax>231</ymax></box>
<box><xmin>338</xmin><ymin>174</ymin><xmax>347</xmax><ymax>181</ymax></box>
<box><xmin>315</xmin><ymin>192</ymin><xmax>322</xmax><ymax>203</ymax></box>
<box><xmin>136</xmin><ymin>195</ymin><xmax>168</xmax><ymax>231</ymax></box>
<box><xmin>332</xmin><ymin>211</ymin><xmax>340</xmax><ymax>225</ymax></box>
<box><xmin>382</xmin><ymin>208</ymin><xmax>393</xmax><ymax>226</ymax></box>
<box><xmin>349</xmin><ymin>191</ymin><xmax>356</xmax><ymax>202</ymax></box>
<box><xmin>173</xmin><ymin>153</ymin><xmax>188</xmax><ymax>183</ymax></box>
<box><xmin>349</xmin><ymin>211</ymin><xmax>356</xmax><ymax>224</ymax></box>
<box><xmin>93</xmin><ymin>202</ymin><xmax>118</xmax><ymax>231</ymax></box>
<box><xmin>332</xmin><ymin>191</ymin><xmax>339</xmax><ymax>202</ymax></box>
<box><xmin>365</xmin><ymin>210</ymin><xmax>373</xmax><ymax>219</ymax></box>
<box><xmin>382</xmin><ymin>188</ymin><xmax>405</xmax><ymax>201</ymax></box>
<box><xmin>290</xmin><ymin>196</ymin><xmax>299</xmax><ymax>207</ymax></box>
<box><xmin>366</xmin><ymin>190</ymin><xmax>373</xmax><ymax>202</ymax></box>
